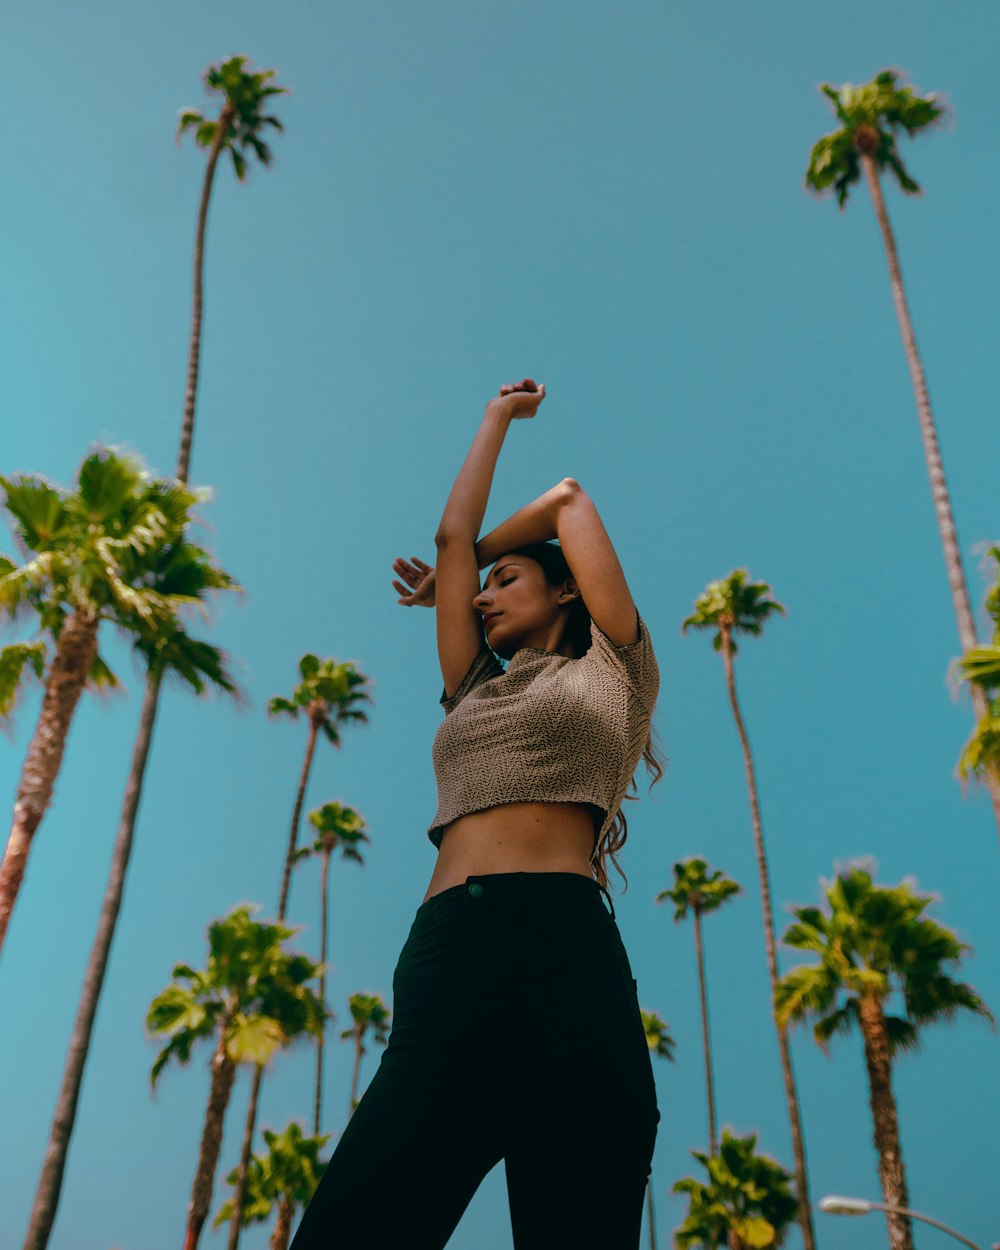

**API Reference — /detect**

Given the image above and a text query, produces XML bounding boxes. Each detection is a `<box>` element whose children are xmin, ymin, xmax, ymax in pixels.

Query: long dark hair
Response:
<box><xmin>485</xmin><ymin>540</ymin><xmax>667</xmax><ymax>894</ymax></box>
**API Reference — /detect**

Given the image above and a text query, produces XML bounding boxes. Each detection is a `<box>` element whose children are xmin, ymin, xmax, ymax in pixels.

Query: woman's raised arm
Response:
<box><xmin>433</xmin><ymin>381</ymin><xmax>547</xmax><ymax>697</ymax></box>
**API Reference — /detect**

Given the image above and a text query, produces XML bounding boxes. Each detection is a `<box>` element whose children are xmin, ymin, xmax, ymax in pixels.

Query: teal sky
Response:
<box><xmin>3</xmin><ymin>3</ymin><xmax>998</xmax><ymax>1248</ymax></box>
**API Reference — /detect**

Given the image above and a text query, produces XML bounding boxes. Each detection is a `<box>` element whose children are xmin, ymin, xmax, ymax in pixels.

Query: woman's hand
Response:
<box><xmin>486</xmin><ymin>378</ymin><xmax>546</xmax><ymax>422</ymax></box>
<box><xmin>392</xmin><ymin>555</ymin><xmax>436</xmax><ymax>607</ymax></box>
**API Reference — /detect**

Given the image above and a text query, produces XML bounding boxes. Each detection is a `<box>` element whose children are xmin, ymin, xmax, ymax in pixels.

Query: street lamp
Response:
<box><xmin>818</xmin><ymin>1194</ymin><xmax>993</xmax><ymax>1250</ymax></box>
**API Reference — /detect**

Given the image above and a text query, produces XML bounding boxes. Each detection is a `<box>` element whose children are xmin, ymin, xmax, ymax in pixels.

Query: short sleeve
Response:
<box><xmin>440</xmin><ymin>645</ymin><xmax>505</xmax><ymax>715</ymax></box>
<box><xmin>584</xmin><ymin>608</ymin><xmax>659</xmax><ymax>714</ymax></box>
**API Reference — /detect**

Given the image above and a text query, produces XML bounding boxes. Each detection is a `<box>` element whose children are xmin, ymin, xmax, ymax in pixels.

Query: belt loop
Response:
<box><xmin>597</xmin><ymin>881</ymin><xmax>616</xmax><ymax>921</ymax></box>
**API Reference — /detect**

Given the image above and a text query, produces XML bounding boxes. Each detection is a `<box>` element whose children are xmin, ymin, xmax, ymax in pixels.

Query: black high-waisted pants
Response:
<box><xmin>289</xmin><ymin>870</ymin><xmax>660</xmax><ymax>1249</ymax></box>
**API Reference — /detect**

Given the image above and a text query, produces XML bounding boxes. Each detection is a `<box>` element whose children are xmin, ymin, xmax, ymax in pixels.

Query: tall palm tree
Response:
<box><xmin>682</xmin><ymin>571</ymin><xmax>815</xmax><ymax>1250</ymax></box>
<box><xmin>806</xmin><ymin>69</ymin><xmax>1000</xmax><ymax>833</ymax></box>
<box><xmin>18</xmin><ymin>56</ymin><xmax>289</xmax><ymax>1250</ymax></box>
<box><xmin>340</xmin><ymin>991</ymin><xmax>391</xmax><ymax>1119</ymax></box>
<box><xmin>146</xmin><ymin>905</ymin><xmax>324</xmax><ymax>1250</ymax></box>
<box><xmin>226</xmin><ymin>658</ymin><xmax>372</xmax><ymax>1250</ymax></box>
<box><xmin>20</xmin><ymin>541</ymin><xmax>245</xmax><ymax>1250</ymax></box>
<box><xmin>213</xmin><ymin>1123</ymin><xmax>329</xmax><ymax>1250</ymax></box>
<box><xmin>639</xmin><ymin>1008</ymin><xmax>675</xmax><ymax>1250</ymax></box>
<box><xmin>775</xmin><ymin>864</ymin><xmax>994</xmax><ymax>1250</ymax></box>
<box><xmin>301</xmin><ymin>801</ymin><xmax>371</xmax><ymax>1135</ymax></box>
<box><xmin>673</xmin><ymin>1129</ymin><xmax>798</xmax><ymax>1250</ymax></box>
<box><xmin>0</xmin><ymin>449</ymin><xmax>209</xmax><ymax>954</ymax></box>
<box><xmin>175</xmin><ymin>53</ymin><xmax>288</xmax><ymax>484</ymax></box>
<box><xmin>953</xmin><ymin>543</ymin><xmax>1000</xmax><ymax>791</ymax></box>
<box><xmin>658</xmin><ymin>857</ymin><xmax>740</xmax><ymax>1154</ymax></box>
<box><xmin>268</xmin><ymin>655</ymin><xmax>374</xmax><ymax>918</ymax></box>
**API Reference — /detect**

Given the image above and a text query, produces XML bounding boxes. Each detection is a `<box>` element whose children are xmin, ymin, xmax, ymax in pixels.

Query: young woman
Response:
<box><xmin>289</xmin><ymin>380</ymin><xmax>665</xmax><ymax>1250</ymax></box>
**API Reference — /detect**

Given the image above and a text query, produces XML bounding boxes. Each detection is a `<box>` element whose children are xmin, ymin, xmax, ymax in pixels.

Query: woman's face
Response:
<box><xmin>472</xmin><ymin>554</ymin><xmax>568</xmax><ymax>659</ymax></box>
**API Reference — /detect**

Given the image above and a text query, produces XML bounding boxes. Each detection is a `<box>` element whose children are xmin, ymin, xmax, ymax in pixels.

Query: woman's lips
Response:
<box><xmin>483</xmin><ymin>613</ymin><xmax>501</xmax><ymax>630</ymax></box>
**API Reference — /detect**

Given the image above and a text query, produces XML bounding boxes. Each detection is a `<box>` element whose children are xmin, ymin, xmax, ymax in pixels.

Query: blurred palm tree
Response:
<box><xmin>0</xmin><ymin>449</ymin><xmax>220</xmax><ymax>953</ymax></box>
<box><xmin>226</xmin><ymin>659</ymin><xmax>372</xmax><ymax>1249</ymax></box>
<box><xmin>682</xmin><ymin>571</ymin><xmax>814</xmax><ymax>1250</ymax></box>
<box><xmin>952</xmin><ymin>544</ymin><xmax>1000</xmax><ymax>792</ymax></box>
<box><xmin>300</xmin><ymin>801</ymin><xmax>371</xmax><ymax>1134</ymax></box>
<box><xmin>20</xmin><ymin>538</ymin><xmax>245</xmax><ymax>1250</ymax></box>
<box><xmin>340</xmin><ymin>991</ymin><xmax>391</xmax><ymax>1119</ymax></box>
<box><xmin>639</xmin><ymin>1008</ymin><xmax>675</xmax><ymax>1250</ymax></box>
<box><xmin>175</xmin><ymin>53</ymin><xmax>288</xmax><ymax>483</ymax></box>
<box><xmin>776</xmin><ymin>864</ymin><xmax>994</xmax><ymax>1250</ymax></box>
<box><xmin>658</xmin><ymin>857</ymin><xmax>740</xmax><ymax>1154</ymax></box>
<box><xmin>214</xmin><ymin>1122</ymin><xmax>329</xmax><ymax>1250</ymax></box>
<box><xmin>673</xmin><ymin>1129</ymin><xmax>798</xmax><ymax>1250</ymax></box>
<box><xmin>806</xmin><ymin>69</ymin><xmax>1000</xmax><ymax>833</ymax></box>
<box><xmin>146</xmin><ymin>905</ymin><xmax>324</xmax><ymax>1250</ymax></box>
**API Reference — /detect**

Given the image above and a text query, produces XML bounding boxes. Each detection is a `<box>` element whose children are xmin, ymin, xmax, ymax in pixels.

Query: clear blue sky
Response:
<box><xmin>2</xmin><ymin>2</ymin><xmax>998</xmax><ymax>1248</ymax></box>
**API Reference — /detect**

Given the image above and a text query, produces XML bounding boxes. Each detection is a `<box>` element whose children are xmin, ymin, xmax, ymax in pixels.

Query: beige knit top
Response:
<box><xmin>428</xmin><ymin>608</ymin><xmax>659</xmax><ymax>861</ymax></box>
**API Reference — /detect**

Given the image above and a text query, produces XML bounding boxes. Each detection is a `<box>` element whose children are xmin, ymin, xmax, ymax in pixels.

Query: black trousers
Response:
<box><xmin>289</xmin><ymin>871</ymin><xmax>660</xmax><ymax>1249</ymax></box>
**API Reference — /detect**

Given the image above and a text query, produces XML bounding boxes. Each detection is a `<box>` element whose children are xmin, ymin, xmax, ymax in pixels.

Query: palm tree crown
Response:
<box><xmin>268</xmin><ymin>653</ymin><xmax>373</xmax><ymax>746</ymax></box>
<box><xmin>0</xmin><ymin>448</ymin><xmax>226</xmax><ymax>665</ymax></box>
<box><xmin>805</xmin><ymin>69</ymin><xmax>945</xmax><ymax>209</ymax></box>
<box><xmin>673</xmin><ymin>1130</ymin><xmax>798</xmax><ymax>1250</ymax></box>
<box><xmin>776</xmin><ymin>864</ymin><xmax>993</xmax><ymax>1052</ymax></box>
<box><xmin>147</xmin><ymin>905</ymin><xmax>325</xmax><ymax>1087</ymax></box>
<box><xmin>681</xmin><ymin>570</ymin><xmax>785</xmax><ymax>653</ymax></box>
<box><xmin>663</xmin><ymin>858</ymin><xmax>741</xmax><ymax>921</ymax></box>
<box><xmin>177</xmin><ymin>54</ymin><xmax>288</xmax><ymax>183</ymax></box>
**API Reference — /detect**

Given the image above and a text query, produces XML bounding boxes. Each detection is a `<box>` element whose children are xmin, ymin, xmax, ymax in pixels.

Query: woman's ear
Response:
<box><xmin>559</xmin><ymin>576</ymin><xmax>581</xmax><ymax>603</ymax></box>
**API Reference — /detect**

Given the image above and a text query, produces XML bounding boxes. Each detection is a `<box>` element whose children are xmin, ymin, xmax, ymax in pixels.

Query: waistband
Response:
<box><xmin>416</xmin><ymin>870</ymin><xmax>616</xmax><ymax>921</ymax></box>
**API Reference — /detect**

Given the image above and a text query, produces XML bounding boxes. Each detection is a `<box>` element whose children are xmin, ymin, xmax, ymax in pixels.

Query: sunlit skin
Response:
<box><xmin>389</xmin><ymin>378</ymin><xmax>606</xmax><ymax>901</ymax></box>
<box><xmin>423</xmin><ymin>550</ymin><xmax>601</xmax><ymax>902</ymax></box>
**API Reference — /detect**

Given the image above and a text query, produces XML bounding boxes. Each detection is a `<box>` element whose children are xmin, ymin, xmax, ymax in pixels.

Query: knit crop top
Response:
<box><xmin>428</xmin><ymin>608</ymin><xmax>660</xmax><ymax>860</ymax></box>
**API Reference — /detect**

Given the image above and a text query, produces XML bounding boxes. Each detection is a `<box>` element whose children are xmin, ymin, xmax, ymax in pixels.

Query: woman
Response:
<box><xmin>290</xmin><ymin>380</ymin><xmax>665</xmax><ymax>1250</ymax></box>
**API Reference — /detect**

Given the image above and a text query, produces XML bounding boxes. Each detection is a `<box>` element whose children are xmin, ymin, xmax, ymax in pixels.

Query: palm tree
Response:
<box><xmin>806</xmin><ymin>69</ymin><xmax>1000</xmax><ymax>833</ymax></box>
<box><xmin>658</xmin><ymin>858</ymin><xmax>740</xmax><ymax>1154</ymax></box>
<box><xmin>213</xmin><ymin>1123</ymin><xmax>329</xmax><ymax>1250</ymax></box>
<box><xmin>953</xmin><ymin>543</ymin><xmax>1000</xmax><ymax>792</ymax></box>
<box><xmin>300</xmin><ymin>801</ymin><xmax>371</xmax><ymax>1135</ymax></box>
<box><xmin>340</xmin><ymin>991</ymin><xmax>391</xmax><ymax>1119</ymax></box>
<box><xmin>775</xmin><ymin>864</ymin><xmax>994</xmax><ymax>1250</ymax></box>
<box><xmin>21</xmin><ymin>541</ymin><xmax>246</xmax><ymax>1250</ymax></box>
<box><xmin>682</xmin><ymin>571</ymin><xmax>814</xmax><ymax>1250</ymax></box>
<box><xmin>639</xmin><ymin>1008</ymin><xmax>675</xmax><ymax>1250</ymax></box>
<box><xmin>0</xmin><ymin>449</ymin><xmax>211</xmax><ymax>954</ymax></box>
<box><xmin>146</xmin><ymin>905</ymin><xmax>324</xmax><ymax>1250</ymax></box>
<box><xmin>175</xmin><ymin>53</ymin><xmax>288</xmax><ymax>483</ymax></box>
<box><xmin>226</xmin><ymin>659</ymin><xmax>372</xmax><ymax>1250</ymax></box>
<box><xmin>268</xmin><ymin>656</ymin><xmax>374</xmax><ymax>918</ymax></box>
<box><xmin>673</xmin><ymin>1129</ymin><xmax>798</xmax><ymax>1250</ymax></box>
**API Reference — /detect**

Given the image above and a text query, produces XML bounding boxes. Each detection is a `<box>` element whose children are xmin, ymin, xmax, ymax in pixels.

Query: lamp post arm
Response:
<box><xmin>872</xmin><ymin>1203</ymin><xmax>983</xmax><ymax>1250</ymax></box>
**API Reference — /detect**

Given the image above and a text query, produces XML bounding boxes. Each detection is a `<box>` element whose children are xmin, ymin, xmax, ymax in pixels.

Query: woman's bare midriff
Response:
<box><xmin>421</xmin><ymin>801</ymin><xmax>603</xmax><ymax>904</ymax></box>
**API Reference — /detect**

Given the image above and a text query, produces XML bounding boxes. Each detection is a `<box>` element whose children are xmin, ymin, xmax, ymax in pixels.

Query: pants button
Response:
<box><xmin>468</xmin><ymin>883</ymin><xmax>484</xmax><ymax>897</ymax></box>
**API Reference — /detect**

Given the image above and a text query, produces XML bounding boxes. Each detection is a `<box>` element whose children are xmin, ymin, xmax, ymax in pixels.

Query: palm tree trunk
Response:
<box><xmin>184</xmin><ymin>1030</ymin><xmax>238</xmax><ymax>1250</ymax></box>
<box><xmin>278</xmin><ymin>719</ymin><xmax>319</xmax><ymax>919</ymax></box>
<box><xmin>314</xmin><ymin>849</ymin><xmax>331</xmax><ymax>1136</ymax></box>
<box><xmin>646</xmin><ymin>1178</ymin><xmax>657</xmax><ymax>1250</ymax></box>
<box><xmin>0</xmin><ymin>608</ymin><xmax>99</xmax><ymax>956</ymax></box>
<box><xmin>225</xmin><ymin>1063</ymin><xmax>263</xmax><ymax>1250</ymax></box>
<box><xmin>720</xmin><ymin>629</ymin><xmax>816</xmax><ymax>1250</ymax></box>
<box><xmin>175</xmin><ymin>101</ymin><xmax>235</xmax><ymax>486</ymax></box>
<box><xmin>228</xmin><ymin>717</ymin><xmax>321</xmax><ymax>1250</ymax></box>
<box><xmin>860</xmin><ymin>152</ymin><xmax>1000</xmax><ymax>836</ymax></box>
<box><xmin>22</xmin><ymin>674</ymin><xmax>162</xmax><ymax>1250</ymax></box>
<box><xmin>857</xmin><ymin>994</ymin><xmax>914</xmax><ymax>1250</ymax></box>
<box><xmin>270</xmin><ymin>1198</ymin><xmax>293</xmax><ymax>1250</ymax></box>
<box><xmin>693</xmin><ymin>908</ymin><xmax>718</xmax><ymax>1155</ymax></box>
<box><xmin>348</xmin><ymin>1030</ymin><xmax>363</xmax><ymax>1120</ymax></box>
